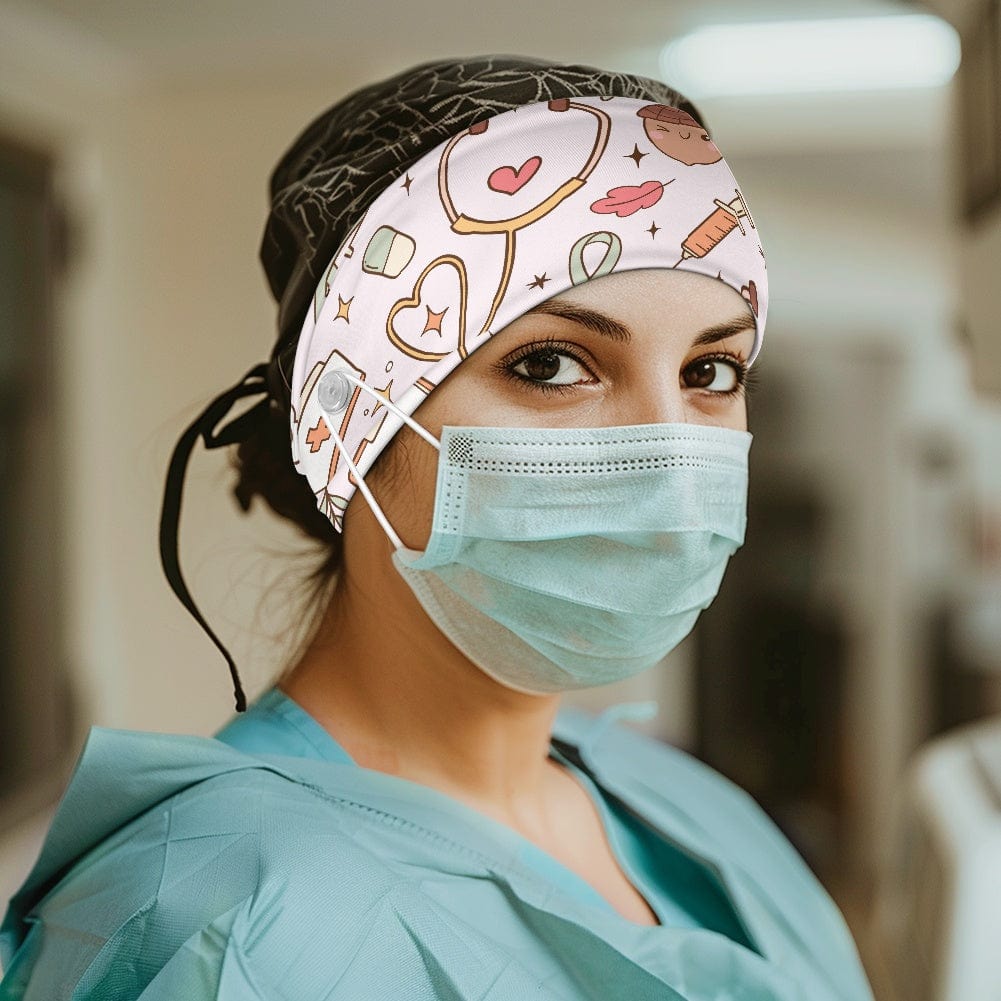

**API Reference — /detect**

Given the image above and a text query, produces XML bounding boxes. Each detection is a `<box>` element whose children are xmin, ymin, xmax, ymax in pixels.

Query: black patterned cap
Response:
<box><xmin>258</xmin><ymin>55</ymin><xmax>703</xmax><ymax>407</ymax></box>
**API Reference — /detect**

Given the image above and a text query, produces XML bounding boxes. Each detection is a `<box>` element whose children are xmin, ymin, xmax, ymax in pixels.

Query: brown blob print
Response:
<box><xmin>637</xmin><ymin>105</ymin><xmax>722</xmax><ymax>166</ymax></box>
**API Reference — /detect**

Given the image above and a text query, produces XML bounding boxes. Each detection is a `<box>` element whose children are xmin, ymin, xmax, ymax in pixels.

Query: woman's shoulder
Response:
<box><xmin>18</xmin><ymin>724</ymin><xmax>385</xmax><ymax>874</ymax></box>
<box><xmin>0</xmin><ymin>727</ymin><xmax>397</xmax><ymax>1000</ymax></box>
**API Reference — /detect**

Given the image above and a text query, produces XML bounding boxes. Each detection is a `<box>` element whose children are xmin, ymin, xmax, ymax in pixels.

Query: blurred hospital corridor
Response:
<box><xmin>3</xmin><ymin>0</ymin><xmax>1001</xmax><ymax>998</ymax></box>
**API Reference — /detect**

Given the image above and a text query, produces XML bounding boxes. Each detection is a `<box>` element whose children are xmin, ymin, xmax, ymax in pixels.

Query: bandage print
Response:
<box><xmin>313</xmin><ymin>256</ymin><xmax>338</xmax><ymax>324</ymax></box>
<box><xmin>312</xmin><ymin>212</ymin><xmax>366</xmax><ymax>322</ymax></box>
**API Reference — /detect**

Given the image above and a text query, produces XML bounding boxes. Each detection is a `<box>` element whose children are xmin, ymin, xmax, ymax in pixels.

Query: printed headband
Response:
<box><xmin>289</xmin><ymin>96</ymin><xmax>768</xmax><ymax>531</ymax></box>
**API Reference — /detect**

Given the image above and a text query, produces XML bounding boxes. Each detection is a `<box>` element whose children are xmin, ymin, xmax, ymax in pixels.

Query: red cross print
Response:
<box><xmin>306</xmin><ymin>417</ymin><xmax>332</xmax><ymax>453</ymax></box>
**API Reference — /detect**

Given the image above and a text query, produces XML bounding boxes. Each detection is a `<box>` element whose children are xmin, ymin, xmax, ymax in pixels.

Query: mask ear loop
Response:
<box><xmin>316</xmin><ymin>369</ymin><xmax>440</xmax><ymax>550</ymax></box>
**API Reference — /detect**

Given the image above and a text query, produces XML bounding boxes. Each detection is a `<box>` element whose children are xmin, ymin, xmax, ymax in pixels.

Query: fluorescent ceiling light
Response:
<box><xmin>660</xmin><ymin>14</ymin><xmax>961</xmax><ymax>97</ymax></box>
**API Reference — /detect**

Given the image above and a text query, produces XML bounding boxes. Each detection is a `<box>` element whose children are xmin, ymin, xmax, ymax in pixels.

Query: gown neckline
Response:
<box><xmin>227</xmin><ymin>688</ymin><xmax>753</xmax><ymax>936</ymax></box>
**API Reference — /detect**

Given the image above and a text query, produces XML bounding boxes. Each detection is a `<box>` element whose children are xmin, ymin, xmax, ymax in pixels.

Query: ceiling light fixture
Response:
<box><xmin>660</xmin><ymin>14</ymin><xmax>961</xmax><ymax>97</ymax></box>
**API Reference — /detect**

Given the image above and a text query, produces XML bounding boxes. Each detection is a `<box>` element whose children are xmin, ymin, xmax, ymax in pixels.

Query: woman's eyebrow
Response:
<box><xmin>692</xmin><ymin>313</ymin><xmax>756</xmax><ymax>347</ymax></box>
<box><xmin>524</xmin><ymin>301</ymin><xmax>632</xmax><ymax>342</ymax></box>
<box><xmin>524</xmin><ymin>300</ymin><xmax>755</xmax><ymax>347</ymax></box>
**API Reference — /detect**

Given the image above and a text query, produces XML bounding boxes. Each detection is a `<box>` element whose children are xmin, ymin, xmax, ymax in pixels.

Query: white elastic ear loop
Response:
<box><xmin>316</xmin><ymin>369</ymin><xmax>441</xmax><ymax>550</ymax></box>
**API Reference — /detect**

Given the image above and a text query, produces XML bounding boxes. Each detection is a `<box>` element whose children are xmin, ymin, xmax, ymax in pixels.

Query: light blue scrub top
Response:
<box><xmin>0</xmin><ymin>690</ymin><xmax>876</xmax><ymax>1000</ymax></box>
<box><xmin>215</xmin><ymin>688</ymin><xmax>749</xmax><ymax>942</ymax></box>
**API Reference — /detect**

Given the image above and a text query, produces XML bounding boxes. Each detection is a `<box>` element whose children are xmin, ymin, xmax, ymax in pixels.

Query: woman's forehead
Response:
<box><xmin>538</xmin><ymin>270</ymin><xmax>757</xmax><ymax>334</ymax></box>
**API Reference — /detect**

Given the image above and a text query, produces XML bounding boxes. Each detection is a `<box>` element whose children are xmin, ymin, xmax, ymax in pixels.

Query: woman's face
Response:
<box><xmin>362</xmin><ymin>268</ymin><xmax>756</xmax><ymax>550</ymax></box>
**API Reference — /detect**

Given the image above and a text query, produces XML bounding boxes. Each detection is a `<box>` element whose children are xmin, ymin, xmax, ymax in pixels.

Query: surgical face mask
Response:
<box><xmin>317</xmin><ymin>369</ymin><xmax>750</xmax><ymax>694</ymax></box>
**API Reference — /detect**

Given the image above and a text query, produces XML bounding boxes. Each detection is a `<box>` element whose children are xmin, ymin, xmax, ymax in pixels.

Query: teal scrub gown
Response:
<box><xmin>0</xmin><ymin>689</ymin><xmax>875</xmax><ymax>1000</ymax></box>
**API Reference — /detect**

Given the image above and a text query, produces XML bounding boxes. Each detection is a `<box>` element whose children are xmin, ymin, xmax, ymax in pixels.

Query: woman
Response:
<box><xmin>0</xmin><ymin>57</ymin><xmax>874</xmax><ymax>999</ymax></box>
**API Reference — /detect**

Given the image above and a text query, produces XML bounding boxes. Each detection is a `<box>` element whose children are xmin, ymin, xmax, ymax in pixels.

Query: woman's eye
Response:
<box><xmin>682</xmin><ymin>357</ymin><xmax>743</xmax><ymax>393</ymax></box>
<box><xmin>510</xmin><ymin>349</ymin><xmax>592</xmax><ymax>386</ymax></box>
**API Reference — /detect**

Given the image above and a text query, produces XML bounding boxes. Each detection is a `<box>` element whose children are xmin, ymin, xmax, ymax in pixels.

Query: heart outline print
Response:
<box><xmin>386</xmin><ymin>254</ymin><xmax>470</xmax><ymax>361</ymax></box>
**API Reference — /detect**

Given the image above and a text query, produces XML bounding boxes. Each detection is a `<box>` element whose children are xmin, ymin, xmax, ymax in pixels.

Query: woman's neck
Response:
<box><xmin>280</xmin><ymin>512</ymin><xmax>565</xmax><ymax>836</ymax></box>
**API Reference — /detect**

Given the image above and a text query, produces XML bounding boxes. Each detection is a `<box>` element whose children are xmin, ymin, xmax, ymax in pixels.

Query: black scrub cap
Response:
<box><xmin>159</xmin><ymin>55</ymin><xmax>702</xmax><ymax>712</ymax></box>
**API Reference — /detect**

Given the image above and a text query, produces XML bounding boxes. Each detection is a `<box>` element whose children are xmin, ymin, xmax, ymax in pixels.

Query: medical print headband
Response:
<box><xmin>290</xmin><ymin>96</ymin><xmax>768</xmax><ymax>530</ymax></box>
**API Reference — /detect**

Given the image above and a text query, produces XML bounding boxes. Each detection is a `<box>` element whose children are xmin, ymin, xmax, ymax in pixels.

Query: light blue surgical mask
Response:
<box><xmin>317</xmin><ymin>369</ymin><xmax>751</xmax><ymax>694</ymax></box>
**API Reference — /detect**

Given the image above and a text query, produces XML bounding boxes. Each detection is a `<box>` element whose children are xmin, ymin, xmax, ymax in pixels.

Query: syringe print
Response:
<box><xmin>674</xmin><ymin>188</ymin><xmax>755</xmax><ymax>265</ymax></box>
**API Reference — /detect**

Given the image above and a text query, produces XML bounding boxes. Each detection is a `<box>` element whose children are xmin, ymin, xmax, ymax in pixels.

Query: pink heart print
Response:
<box><xmin>488</xmin><ymin>156</ymin><xmax>542</xmax><ymax>195</ymax></box>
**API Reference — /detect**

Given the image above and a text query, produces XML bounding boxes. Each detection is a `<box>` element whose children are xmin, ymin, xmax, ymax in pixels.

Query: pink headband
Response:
<box><xmin>289</xmin><ymin>96</ymin><xmax>767</xmax><ymax>531</ymax></box>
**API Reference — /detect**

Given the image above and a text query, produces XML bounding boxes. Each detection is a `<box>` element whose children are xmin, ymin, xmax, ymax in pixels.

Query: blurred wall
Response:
<box><xmin>927</xmin><ymin>0</ymin><xmax>1001</xmax><ymax>397</ymax></box>
<box><xmin>0</xmin><ymin>40</ymin><xmax>350</xmax><ymax>740</ymax></box>
<box><xmin>0</xmin><ymin>5</ymin><xmax>368</xmax><ymax>907</ymax></box>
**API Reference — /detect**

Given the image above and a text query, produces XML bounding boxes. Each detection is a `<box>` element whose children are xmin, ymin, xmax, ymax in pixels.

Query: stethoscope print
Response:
<box><xmin>436</xmin><ymin>98</ymin><xmax>612</xmax><ymax>335</ymax></box>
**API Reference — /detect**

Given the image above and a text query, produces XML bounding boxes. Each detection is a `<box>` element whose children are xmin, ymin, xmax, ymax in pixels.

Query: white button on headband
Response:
<box><xmin>316</xmin><ymin>369</ymin><xmax>355</xmax><ymax>414</ymax></box>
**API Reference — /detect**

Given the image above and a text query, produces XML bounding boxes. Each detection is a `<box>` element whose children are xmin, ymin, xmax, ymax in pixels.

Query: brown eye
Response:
<box><xmin>503</xmin><ymin>341</ymin><xmax>597</xmax><ymax>391</ymax></box>
<box><xmin>509</xmin><ymin>348</ymin><xmax>593</xmax><ymax>387</ymax></box>
<box><xmin>683</xmin><ymin>358</ymin><xmax>740</xmax><ymax>392</ymax></box>
<box><xmin>519</xmin><ymin>350</ymin><xmax>561</xmax><ymax>381</ymax></box>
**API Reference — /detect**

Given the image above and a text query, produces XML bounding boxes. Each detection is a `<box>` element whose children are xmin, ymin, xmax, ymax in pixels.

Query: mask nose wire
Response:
<box><xmin>317</xmin><ymin>369</ymin><xmax>441</xmax><ymax>550</ymax></box>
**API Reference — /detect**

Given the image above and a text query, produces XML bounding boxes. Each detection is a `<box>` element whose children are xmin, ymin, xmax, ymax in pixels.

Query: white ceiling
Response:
<box><xmin>1</xmin><ymin>0</ymin><xmax>949</xmax><ymax>156</ymax></box>
<box><xmin>7</xmin><ymin>0</ymin><xmax>922</xmax><ymax>84</ymax></box>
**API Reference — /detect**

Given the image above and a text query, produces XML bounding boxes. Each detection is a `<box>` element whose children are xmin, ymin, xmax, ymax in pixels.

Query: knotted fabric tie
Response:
<box><xmin>158</xmin><ymin>363</ymin><xmax>270</xmax><ymax>712</ymax></box>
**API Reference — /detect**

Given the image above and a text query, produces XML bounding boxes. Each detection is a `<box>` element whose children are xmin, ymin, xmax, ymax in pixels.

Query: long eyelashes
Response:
<box><xmin>682</xmin><ymin>351</ymin><xmax>749</xmax><ymax>397</ymax></box>
<box><xmin>495</xmin><ymin>339</ymin><xmax>595</xmax><ymax>396</ymax></box>
<box><xmin>498</xmin><ymin>340</ymin><xmax>750</xmax><ymax>399</ymax></box>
